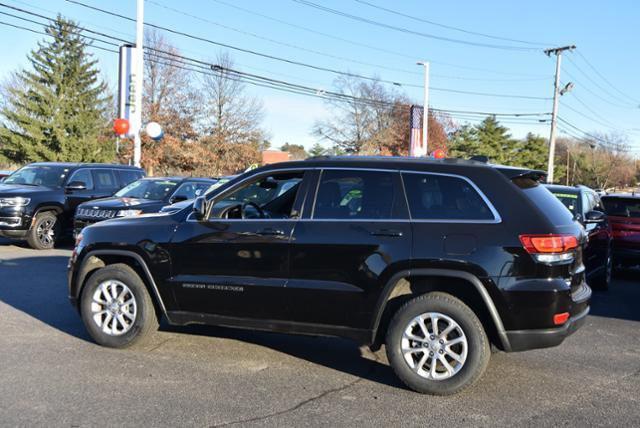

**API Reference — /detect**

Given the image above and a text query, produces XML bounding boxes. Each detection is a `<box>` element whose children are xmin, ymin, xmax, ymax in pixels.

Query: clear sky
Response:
<box><xmin>1</xmin><ymin>0</ymin><xmax>638</xmax><ymax>153</ymax></box>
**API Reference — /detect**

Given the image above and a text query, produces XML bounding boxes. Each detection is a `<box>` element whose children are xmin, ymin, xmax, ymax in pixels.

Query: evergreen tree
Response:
<box><xmin>0</xmin><ymin>16</ymin><xmax>113</xmax><ymax>163</ymax></box>
<box><xmin>309</xmin><ymin>143</ymin><xmax>327</xmax><ymax>157</ymax></box>
<box><xmin>517</xmin><ymin>133</ymin><xmax>548</xmax><ymax>170</ymax></box>
<box><xmin>473</xmin><ymin>116</ymin><xmax>515</xmax><ymax>164</ymax></box>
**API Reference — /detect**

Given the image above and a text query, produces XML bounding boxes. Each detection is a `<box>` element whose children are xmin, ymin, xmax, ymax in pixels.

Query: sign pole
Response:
<box><xmin>133</xmin><ymin>0</ymin><xmax>144</xmax><ymax>168</ymax></box>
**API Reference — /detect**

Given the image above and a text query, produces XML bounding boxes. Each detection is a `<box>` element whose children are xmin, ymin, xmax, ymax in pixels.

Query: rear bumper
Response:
<box><xmin>505</xmin><ymin>305</ymin><xmax>590</xmax><ymax>352</ymax></box>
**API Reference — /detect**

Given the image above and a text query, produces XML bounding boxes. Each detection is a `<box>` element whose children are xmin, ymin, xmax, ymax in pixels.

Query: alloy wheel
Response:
<box><xmin>90</xmin><ymin>280</ymin><xmax>138</xmax><ymax>336</ymax></box>
<box><xmin>36</xmin><ymin>218</ymin><xmax>56</xmax><ymax>247</ymax></box>
<box><xmin>400</xmin><ymin>312</ymin><xmax>468</xmax><ymax>380</ymax></box>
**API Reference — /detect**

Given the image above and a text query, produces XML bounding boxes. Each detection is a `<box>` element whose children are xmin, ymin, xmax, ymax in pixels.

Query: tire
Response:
<box><xmin>80</xmin><ymin>264</ymin><xmax>159</xmax><ymax>349</ymax></box>
<box><xmin>385</xmin><ymin>292</ymin><xmax>490</xmax><ymax>395</ymax></box>
<box><xmin>26</xmin><ymin>211</ymin><xmax>59</xmax><ymax>250</ymax></box>
<box><xmin>592</xmin><ymin>250</ymin><xmax>612</xmax><ymax>291</ymax></box>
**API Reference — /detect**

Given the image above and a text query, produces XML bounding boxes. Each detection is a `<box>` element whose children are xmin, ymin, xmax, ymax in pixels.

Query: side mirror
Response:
<box><xmin>584</xmin><ymin>210</ymin><xmax>605</xmax><ymax>224</ymax></box>
<box><xmin>169</xmin><ymin>195</ymin><xmax>188</xmax><ymax>204</ymax></box>
<box><xmin>192</xmin><ymin>196</ymin><xmax>206</xmax><ymax>221</ymax></box>
<box><xmin>65</xmin><ymin>181</ymin><xmax>87</xmax><ymax>192</ymax></box>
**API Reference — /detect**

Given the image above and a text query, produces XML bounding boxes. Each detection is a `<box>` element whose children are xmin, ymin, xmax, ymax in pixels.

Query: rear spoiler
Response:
<box><xmin>496</xmin><ymin>167</ymin><xmax>547</xmax><ymax>182</ymax></box>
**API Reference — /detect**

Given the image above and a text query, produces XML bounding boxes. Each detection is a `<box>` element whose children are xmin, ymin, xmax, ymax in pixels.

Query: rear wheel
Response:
<box><xmin>26</xmin><ymin>212</ymin><xmax>59</xmax><ymax>250</ymax></box>
<box><xmin>80</xmin><ymin>264</ymin><xmax>158</xmax><ymax>349</ymax></box>
<box><xmin>592</xmin><ymin>250</ymin><xmax>612</xmax><ymax>290</ymax></box>
<box><xmin>386</xmin><ymin>292</ymin><xmax>490</xmax><ymax>395</ymax></box>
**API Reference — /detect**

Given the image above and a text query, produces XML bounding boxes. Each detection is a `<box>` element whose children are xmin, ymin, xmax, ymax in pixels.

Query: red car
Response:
<box><xmin>601</xmin><ymin>193</ymin><xmax>640</xmax><ymax>268</ymax></box>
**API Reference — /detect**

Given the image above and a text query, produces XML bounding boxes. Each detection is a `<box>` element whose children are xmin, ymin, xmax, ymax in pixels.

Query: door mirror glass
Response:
<box><xmin>65</xmin><ymin>181</ymin><xmax>87</xmax><ymax>192</ymax></box>
<box><xmin>584</xmin><ymin>210</ymin><xmax>605</xmax><ymax>224</ymax></box>
<box><xmin>192</xmin><ymin>196</ymin><xmax>206</xmax><ymax>221</ymax></box>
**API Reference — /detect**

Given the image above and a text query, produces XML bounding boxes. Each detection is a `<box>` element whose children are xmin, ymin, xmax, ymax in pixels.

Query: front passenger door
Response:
<box><xmin>168</xmin><ymin>170</ymin><xmax>310</xmax><ymax>320</ymax></box>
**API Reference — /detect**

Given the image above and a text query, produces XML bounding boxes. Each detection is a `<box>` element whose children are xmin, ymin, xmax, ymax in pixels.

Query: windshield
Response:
<box><xmin>602</xmin><ymin>197</ymin><xmax>640</xmax><ymax>218</ymax></box>
<box><xmin>549</xmin><ymin>191</ymin><xmax>579</xmax><ymax>215</ymax></box>
<box><xmin>204</xmin><ymin>178</ymin><xmax>231</xmax><ymax>196</ymax></box>
<box><xmin>3</xmin><ymin>165</ymin><xmax>69</xmax><ymax>187</ymax></box>
<box><xmin>115</xmin><ymin>179</ymin><xmax>179</xmax><ymax>200</ymax></box>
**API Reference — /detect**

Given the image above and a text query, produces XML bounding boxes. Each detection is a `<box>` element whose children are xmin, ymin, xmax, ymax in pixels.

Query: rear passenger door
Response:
<box><xmin>402</xmin><ymin>171</ymin><xmax>503</xmax><ymax>278</ymax></box>
<box><xmin>287</xmin><ymin>169</ymin><xmax>411</xmax><ymax>330</ymax></box>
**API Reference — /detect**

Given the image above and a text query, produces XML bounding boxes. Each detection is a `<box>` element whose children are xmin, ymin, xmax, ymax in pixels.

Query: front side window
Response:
<box><xmin>172</xmin><ymin>181</ymin><xmax>212</xmax><ymax>201</ymax></box>
<box><xmin>313</xmin><ymin>170</ymin><xmax>396</xmax><ymax>220</ymax></box>
<box><xmin>402</xmin><ymin>173</ymin><xmax>495</xmax><ymax>221</ymax></box>
<box><xmin>4</xmin><ymin>165</ymin><xmax>69</xmax><ymax>188</ymax></box>
<box><xmin>115</xmin><ymin>179</ymin><xmax>179</xmax><ymax>200</ymax></box>
<box><xmin>211</xmin><ymin>172</ymin><xmax>303</xmax><ymax>219</ymax></box>
<box><xmin>68</xmin><ymin>169</ymin><xmax>94</xmax><ymax>190</ymax></box>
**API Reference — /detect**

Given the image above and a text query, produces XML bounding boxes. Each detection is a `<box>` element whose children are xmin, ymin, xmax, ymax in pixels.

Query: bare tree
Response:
<box><xmin>313</xmin><ymin>75</ymin><xmax>449</xmax><ymax>156</ymax></box>
<box><xmin>143</xmin><ymin>30</ymin><xmax>200</xmax><ymax>141</ymax></box>
<box><xmin>201</xmin><ymin>52</ymin><xmax>266</xmax><ymax>145</ymax></box>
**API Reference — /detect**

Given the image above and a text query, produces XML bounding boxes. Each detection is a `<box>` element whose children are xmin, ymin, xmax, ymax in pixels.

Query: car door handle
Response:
<box><xmin>370</xmin><ymin>229</ymin><xmax>403</xmax><ymax>237</ymax></box>
<box><xmin>258</xmin><ymin>228</ymin><xmax>285</xmax><ymax>236</ymax></box>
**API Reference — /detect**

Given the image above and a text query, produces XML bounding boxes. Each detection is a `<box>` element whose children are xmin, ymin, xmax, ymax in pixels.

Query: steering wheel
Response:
<box><xmin>241</xmin><ymin>202</ymin><xmax>266</xmax><ymax>219</ymax></box>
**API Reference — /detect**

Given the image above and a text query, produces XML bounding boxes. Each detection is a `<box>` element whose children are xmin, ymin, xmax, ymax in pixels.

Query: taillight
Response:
<box><xmin>519</xmin><ymin>234</ymin><xmax>579</xmax><ymax>264</ymax></box>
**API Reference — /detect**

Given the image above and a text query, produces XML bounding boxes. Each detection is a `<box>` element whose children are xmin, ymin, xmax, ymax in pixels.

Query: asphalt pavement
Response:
<box><xmin>0</xmin><ymin>238</ymin><xmax>639</xmax><ymax>427</ymax></box>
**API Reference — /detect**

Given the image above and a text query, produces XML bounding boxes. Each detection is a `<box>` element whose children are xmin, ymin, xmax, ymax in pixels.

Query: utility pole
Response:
<box><xmin>133</xmin><ymin>0</ymin><xmax>144</xmax><ymax>168</ymax></box>
<box><xmin>416</xmin><ymin>61</ymin><xmax>430</xmax><ymax>156</ymax></box>
<box><xmin>544</xmin><ymin>45</ymin><xmax>575</xmax><ymax>183</ymax></box>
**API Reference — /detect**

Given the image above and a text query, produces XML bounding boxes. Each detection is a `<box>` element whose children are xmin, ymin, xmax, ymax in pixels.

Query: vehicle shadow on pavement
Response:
<box><xmin>0</xmin><ymin>254</ymin><xmax>91</xmax><ymax>341</ymax></box>
<box><xmin>590</xmin><ymin>268</ymin><xmax>640</xmax><ymax>322</ymax></box>
<box><xmin>160</xmin><ymin>323</ymin><xmax>405</xmax><ymax>389</ymax></box>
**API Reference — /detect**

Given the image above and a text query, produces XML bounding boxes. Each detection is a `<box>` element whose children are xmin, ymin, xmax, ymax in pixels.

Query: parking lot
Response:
<box><xmin>0</xmin><ymin>239</ymin><xmax>639</xmax><ymax>427</ymax></box>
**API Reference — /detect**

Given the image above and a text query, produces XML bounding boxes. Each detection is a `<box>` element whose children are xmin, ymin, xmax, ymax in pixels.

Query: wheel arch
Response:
<box><xmin>74</xmin><ymin>250</ymin><xmax>167</xmax><ymax>319</ymax></box>
<box><xmin>371</xmin><ymin>269</ymin><xmax>511</xmax><ymax>352</ymax></box>
<box><xmin>33</xmin><ymin>204</ymin><xmax>64</xmax><ymax>217</ymax></box>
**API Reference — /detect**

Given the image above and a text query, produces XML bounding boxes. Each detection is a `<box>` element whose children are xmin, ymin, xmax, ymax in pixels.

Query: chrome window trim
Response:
<box><xmin>184</xmin><ymin>165</ymin><xmax>501</xmax><ymax>224</ymax></box>
<box><xmin>400</xmin><ymin>170</ymin><xmax>502</xmax><ymax>224</ymax></box>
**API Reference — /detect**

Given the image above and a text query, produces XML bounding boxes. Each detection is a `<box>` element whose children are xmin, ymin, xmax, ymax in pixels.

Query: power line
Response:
<box><xmin>208</xmin><ymin>0</ymin><xmax>549</xmax><ymax>77</ymax></box>
<box><xmin>575</xmin><ymin>51</ymin><xmax>640</xmax><ymax>105</ymax></box>
<box><xmin>351</xmin><ymin>0</ymin><xmax>548</xmax><ymax>46</ymax></box>
<box><xmin>151</xmin><ymin>0</ymin><xmax>551</xmax><ymax>84</ymax></box>
<box><xmin>62</xmin><ymin>0</ymin><xmax>551</xmax><ymax>100</ymax></box>
<box><xmin>0</xmin><ymin>8</ymin><xmax>553</xmax><ymax>121</ymax></box>
<box><xmin>291</xmin><ymin>0</ymin><xmax>539</xmax><ymax>51</ymax></box>
<box><xmin>564</xmin><ymin>54</ymin><xmax>637</xmax><ymax>108</ymax></box>
<box><xmin>145</xmin><ymin>0</ymin><xmax>423</xmax><ymax>78</ymax></box>
<box><xmin>562</xmin><ymin>68</ymin><xmax>636</xmax><ymax>109</ymax></box>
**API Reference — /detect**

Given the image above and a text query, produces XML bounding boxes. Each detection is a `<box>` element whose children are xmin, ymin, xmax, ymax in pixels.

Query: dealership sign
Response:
<box><xmin>118</xmin><ymin>45</ymin><xmax>142</xmax><ymax>138</ymax></box>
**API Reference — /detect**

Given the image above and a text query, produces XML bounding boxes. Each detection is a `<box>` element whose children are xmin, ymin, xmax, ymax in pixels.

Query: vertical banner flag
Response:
<box><xmin>118</xmin><ymin>45</ymin><xmax>141</xmax><ymax>138</ymax></box>
<box><xmin>409</xmin><ymin>105</ymin><xmax>427</xmax><ymax>157</ymax></box>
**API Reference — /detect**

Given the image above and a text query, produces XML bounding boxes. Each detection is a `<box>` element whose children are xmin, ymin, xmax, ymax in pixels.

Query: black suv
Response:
<box><xmin>546</xmin><ymin>184</ymin><xmax>612</xmax><ymax>289</ymax></box>
<box><xmin>0</xmin><ymin>162</ymin><xmax>144</xmax><ymax>249</ymax></box>
<box><xmin>74</xmin><ymin>177</ymin><xmax>218</xmax><ymax>236</ymax></box>
<box><xmin>68</xmin><ymin>157</ymin><xmax>591</xmax><ymax>395</ymax></box>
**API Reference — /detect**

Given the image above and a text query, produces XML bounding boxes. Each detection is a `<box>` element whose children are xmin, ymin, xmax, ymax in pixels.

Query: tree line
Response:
<box><xmin>0</xmin><ymin>16</ymin><xmax>637</xmax><ymax>189</ymax></box>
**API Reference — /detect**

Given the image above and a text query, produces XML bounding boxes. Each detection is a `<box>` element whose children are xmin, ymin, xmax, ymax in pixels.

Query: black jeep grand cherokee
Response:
<box><xmin>68</xmin><ymin>157</ymin><xmax>591</xmax><ymax>395</ymax></box>
<box><xmin>0</xmin><ymin>162</ymin><xmax>144</xmax><ymax>249</ymax></box>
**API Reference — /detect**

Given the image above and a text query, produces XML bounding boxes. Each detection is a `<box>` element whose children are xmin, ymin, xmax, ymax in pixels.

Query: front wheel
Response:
<box><xmin>80</xmin><ymin>264</ymin><xmax>159</xmax><ymax>349</ymax></box>
<box><xmin>385</xmin><ymin>292</ymin><xmax>490</xmax><ymax>395</ymax></box>
<box><xmin>26</xmin><ymin>212</ymin><xmax>59</xmax><ymax>250</ymax></box>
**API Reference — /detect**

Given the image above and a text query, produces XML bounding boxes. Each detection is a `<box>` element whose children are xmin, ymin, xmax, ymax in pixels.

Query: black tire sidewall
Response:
<box><xmin>386</xmin><ymin>293</ymin><xmax>489</xmax><ymax>395</ymax></box>
<box><xmin>27</xmin><ymin>212</ymin><xmax>59</xmax><ymax>250</ymax></box>
<box><xmin>80</xmin><ymin>265</ymin><xmax>153</xmax><ymax>348</ymax></box>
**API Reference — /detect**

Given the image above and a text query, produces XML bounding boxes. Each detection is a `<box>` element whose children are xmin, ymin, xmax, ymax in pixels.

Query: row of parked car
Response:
<box><xmin>0</xmin><ymin>162</ymin><xmax>230</xmax><ymax>249</ymax></box>
<box><xmin>2</xmin><ymin>157</ymin><xmax>639</xmax><ymax>396</ymax></box>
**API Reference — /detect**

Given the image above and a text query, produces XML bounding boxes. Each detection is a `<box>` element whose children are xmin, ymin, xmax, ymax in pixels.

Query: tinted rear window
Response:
<box><xmin>513</xmin><ymin>178</ymin><xmax>575</xmax><ymax>225</ymax></box>
<box><xmin>402</xmin><ymin>173</ymin><xmax>494</xmax><ymax>220</ymax></box>
<box><xmin>602</xmin><ymin>197</ymin><xmax>640</xmax><ymax>218</ymax></box>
